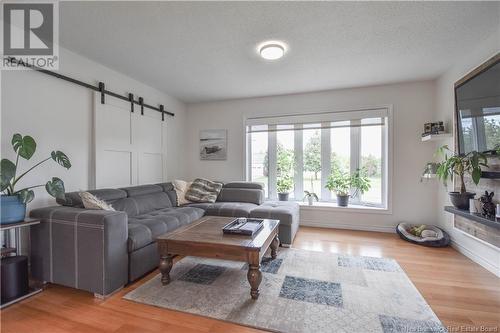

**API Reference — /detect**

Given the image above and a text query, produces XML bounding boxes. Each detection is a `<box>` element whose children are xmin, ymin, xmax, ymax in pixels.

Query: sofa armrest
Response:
<box><xmin>30</xmin><ymin>206</ymin><xmax>128</xmax><ymax>296</ymax></box>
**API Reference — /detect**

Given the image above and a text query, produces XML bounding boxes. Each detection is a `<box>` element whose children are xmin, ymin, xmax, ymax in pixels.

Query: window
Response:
<box><xmin>246</xmin><ymin>108</ymin><xmax>390</xmax><ymax>208</ymax></box>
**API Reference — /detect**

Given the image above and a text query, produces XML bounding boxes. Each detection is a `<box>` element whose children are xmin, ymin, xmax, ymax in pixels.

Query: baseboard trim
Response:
<box><xmin>451</xmin><ymin>240</ymin><xmax>500</xmax><ymax>277</ymax></box>
<box><xmin>300</xmin><ymin>219</ymin><xmax>395</xmax><ymax>233</ymax></box>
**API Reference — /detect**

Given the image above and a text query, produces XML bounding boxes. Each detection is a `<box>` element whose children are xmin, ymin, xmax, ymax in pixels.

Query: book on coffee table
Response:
<box><xmin>222</xmin><ymin>218</ymin><xmax>264</xmax><ymax>236</ymax></box>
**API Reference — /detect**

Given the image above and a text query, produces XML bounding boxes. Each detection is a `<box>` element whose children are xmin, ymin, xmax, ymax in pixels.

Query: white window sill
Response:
<box><xmin>298</xmin><ymin>201</ymin><xmax>392</xmax><ymax>215</ymax></box>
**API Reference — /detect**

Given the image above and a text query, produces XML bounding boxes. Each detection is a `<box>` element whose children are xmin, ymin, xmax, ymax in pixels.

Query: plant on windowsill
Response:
<box><xmin>325</xmin><ymin>168</ymin><xmax>371</xmax><ymax>207</ymax></box>
<box><xmin>434</xmin><ymin>145</ymin><xmax>488</xmax><ymax>210</ymax></box>
<box><xmin>277</xmin><ymin>175</ymin><xmax>293</xmax><ymax>201</ymax></box>
<box><xmin>303</xmin><ymin>191</ymin><xmax>319</xmax><ymax>206</ymax></box>
<box><xmin>0</xmin><ymin>134</ymin><xmax>71</xmax><ymax>224</ymax></box>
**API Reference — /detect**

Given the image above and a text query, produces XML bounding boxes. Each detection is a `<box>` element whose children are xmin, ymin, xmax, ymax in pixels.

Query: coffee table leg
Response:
<box><xmin>159</xmin><ymin>255</ymin><xmax>173</xmax><ymax>285</ymax></box>
<box><xmin>247</xmin><ymin>263</ymin><xmax>262</xmax><ymax>300</ymax></box>
<box><xmin>270</xmin><ymin>234</ymin><xmax>280</xmax><ymax>259</ymax></box>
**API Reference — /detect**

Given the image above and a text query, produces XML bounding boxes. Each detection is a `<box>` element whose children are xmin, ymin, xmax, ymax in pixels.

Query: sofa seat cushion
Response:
<box><xmin>127</xmin><ymin>207</ymin><xmax>204</xmax><ymax>252</ymax></box>
<box><xmin>185</xmin><ymin>202</ymin><xmax>258</xmax><ymax>217</ymax></box>
<box><xmin>249</xmin><ymin>201</ymin><xmax>299</xmax><ymax>226</ymax></box>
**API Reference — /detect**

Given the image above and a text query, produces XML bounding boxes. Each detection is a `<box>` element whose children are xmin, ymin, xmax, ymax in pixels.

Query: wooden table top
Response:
<box><xmin>157</xmin><ymin>216</ymin><xmax>279</xmax><ymax>251</ymax></box>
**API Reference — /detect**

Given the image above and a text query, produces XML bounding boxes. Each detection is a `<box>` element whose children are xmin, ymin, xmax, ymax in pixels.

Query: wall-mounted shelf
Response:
<box><xmin>421</xmin><ymin>133</ymin><xmax>452</xmax><ymax>142</ymax></box>
<box><xmin>444</xmin><ymin>206</ymin><xmax>500</xmax><ymax>230</ymax></box>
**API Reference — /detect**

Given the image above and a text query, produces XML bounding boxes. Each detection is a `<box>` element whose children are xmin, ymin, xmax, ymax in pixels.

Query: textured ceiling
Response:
<box><xmin>60</xmin><ymin>1</ymin><xmax>500</xmax><ymax>103</ymax></box>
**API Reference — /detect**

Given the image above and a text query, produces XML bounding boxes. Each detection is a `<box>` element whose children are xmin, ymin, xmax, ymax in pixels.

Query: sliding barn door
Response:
<box><xmin>93</xmin><ymin>93</ymin><xmax>165</xmax><ymax>189</ymax></box>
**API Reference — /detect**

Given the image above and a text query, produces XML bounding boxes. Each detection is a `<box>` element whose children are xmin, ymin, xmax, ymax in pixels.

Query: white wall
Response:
<box><xmin>186</xmin><ymin>80</ymin><xmax>440</xmax><ymax>232</ymax></box>
<box><xmin>435</xmin><ymin>31</ymin><xmax>500</xmax><ymax>277</ymax></box>
<box><xmin>1</xmin><ymin>47</ymin><xmax>187</xmax><ymax>210</ymax></box>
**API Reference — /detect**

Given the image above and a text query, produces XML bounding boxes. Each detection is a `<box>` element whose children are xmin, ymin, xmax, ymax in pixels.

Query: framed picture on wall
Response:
<box><xmin>200</xmin><ymin>129</ymin><xmax>227</xmax><ymax>160</ymax></box>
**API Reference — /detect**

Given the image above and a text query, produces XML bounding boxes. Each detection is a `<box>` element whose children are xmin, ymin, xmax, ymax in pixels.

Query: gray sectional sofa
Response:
<box><xmin>29</xmin><ymin>181</ymin><xmax>299</xmax><ymax>297</ymax></box>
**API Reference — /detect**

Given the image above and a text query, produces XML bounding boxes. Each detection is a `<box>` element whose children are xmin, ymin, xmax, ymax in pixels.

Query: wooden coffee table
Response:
<box><xmin>156</xmin><ymin>216</ymin><xmax>280</xmax><ymax>300</ymax></box>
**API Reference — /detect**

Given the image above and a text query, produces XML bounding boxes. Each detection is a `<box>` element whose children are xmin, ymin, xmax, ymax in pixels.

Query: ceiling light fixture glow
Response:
<box><xmin>259</xmin><ymin>42</ymin><xmax>285</xmax><ymax>60</ymax></box>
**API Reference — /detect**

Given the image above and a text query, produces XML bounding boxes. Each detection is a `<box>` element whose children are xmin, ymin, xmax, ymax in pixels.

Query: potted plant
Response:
<box><xmin>325</xmin><ymin>169</ymin><xmax>371</xmax><ymax>207</ymax></box>
<box><xmin>303</xmin><ymin>191</ymin><xmax>319</xmax><ymax>206</ymax></box>
<box><xmin>0</xmin><ymin>134</ymin><xmax>71</xmax><ymax>224</ymax></box>
<box><xmin>434</xmin><ymin>145</ymin><xmax>488</xmax><ymax>210</ymax></box>
<box><xmin>325</xmin><ymin>169</ymin><xmax>350</xmax><ymax>206</ymax></box>
<box><xmin>277</xmin><ymin>175</ymin><xmax>293</xmax><ymax>201</ymax></box>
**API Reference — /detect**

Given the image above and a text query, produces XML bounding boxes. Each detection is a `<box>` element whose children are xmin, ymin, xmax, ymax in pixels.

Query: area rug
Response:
<box><xmin>123</xmin><ymin>248</ymin><xmax>446</xmax><ymax>333</ymax></box>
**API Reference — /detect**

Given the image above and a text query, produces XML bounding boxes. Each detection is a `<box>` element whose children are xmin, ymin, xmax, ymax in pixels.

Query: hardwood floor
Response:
<box><xmin>1</xmin><ymin>227</ymin><xmax>499</xmax><ymax>333</ymax></box>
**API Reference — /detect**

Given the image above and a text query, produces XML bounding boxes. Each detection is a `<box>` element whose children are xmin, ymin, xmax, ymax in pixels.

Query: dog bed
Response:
<box><xmin>396</xmin><ymin>223</ymin><xmax>450</xmax><ymax>247</ymax></box>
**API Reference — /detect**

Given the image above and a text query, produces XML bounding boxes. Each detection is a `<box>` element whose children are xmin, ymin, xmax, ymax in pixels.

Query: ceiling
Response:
<box><xmin>60</xmin><ymin>1</ymin><xmax>500</xmax><ymax>103</ymax></box>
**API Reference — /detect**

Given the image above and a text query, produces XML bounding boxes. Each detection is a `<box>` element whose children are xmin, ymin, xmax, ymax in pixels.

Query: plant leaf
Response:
<box><xmin>51</xmin><ymin>151</ymin><xmax>71</xmax><ymax>169</ymax></box>
<box><xmin>471</xmin><ymin>168</ymin><xmax>482</xmax><ymax>185</ymax></box>
<box><xmin>45</xmin><ymin>177</ymin><xmax>66</xmax><ymax>200</ymax></box>
<box><xmin>17</xmin><ymin>189</ymin><xmax>34</xmax><ymax>204</ymax></box>
<box><xmin>12</xmin><ymin>134</ymin><xmax>36</xmax><ymax>160</ymax></box>
<box><xmin>0</xmin><ymin>159</ymin><xmax>16</xmax><ymax>192</ymax></box>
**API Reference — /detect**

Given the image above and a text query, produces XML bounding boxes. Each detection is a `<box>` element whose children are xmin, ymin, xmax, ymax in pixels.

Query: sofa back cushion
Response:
<box><xmin>223</xmin><ymin>182</ymin><xmax>264</xmax><ymax>190</ymax></box>
<box><xmin>156</xmin><ymin>182</ymin><xmax>178</xmax><ymax>206</ymax></box>
<box><xmin>57</xmin><ymin>189</ymin><xmax>127</xmax><ymax>208</ymax></box>
<box><xmin>118</xmin><ymin>184</ymin><xmax>173</xmax><ymax>216</ymax></box>
<box><xmin>216</xmin><ymin>188</ymin><xmax>264</xmax><ymax>205</ymax></box>
<box><xmin>185</xmin><ymin>178</ymin><xmax>223</xmax><ymax>203</ymax></box>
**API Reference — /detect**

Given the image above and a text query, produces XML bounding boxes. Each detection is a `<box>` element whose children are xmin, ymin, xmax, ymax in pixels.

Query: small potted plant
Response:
<box><xmin>0</xmin><ymin>134</ymin><xmax>71</xmax><ymax>224</ymax></box>
<box><xmin>277</xmin><ymin>175</ymin><xmax>293</xmax><ymax>201</ymax></box>
<box><xmin>434</xmin><ymin>145</ymin><xmax>488</xmax><ymax>210</ymax></box>
<box><xmin>303</xmin><ymin>191</ymin><xmax>318</xmax><ymax>206</ymax></box>
<box><xmin>325</xmin><ymin>169</ymin><xmax>371</xmax><ymax>207</ymax></box>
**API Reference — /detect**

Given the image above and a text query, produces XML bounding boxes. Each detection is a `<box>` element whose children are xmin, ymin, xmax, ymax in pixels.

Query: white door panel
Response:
<box><xmin>94</xmin><ymin>92</ymin><xmax>165</xmax><ymax>189</ymax></box>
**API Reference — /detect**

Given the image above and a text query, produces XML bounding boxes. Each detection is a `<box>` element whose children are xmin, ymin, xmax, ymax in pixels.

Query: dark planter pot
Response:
<box><xmin>278</xmin><ymin>193</ymin><xmax>289</xmax><ymax>201</ymax></box>
<box><xmin>336</xmin><ymin>194</ymin><xmax>350</xmax><ymax>207</ymax></box>
<box><xmin>0</xmin><ymin>195</ymin><xmax>26</xmax><ymax>224</ymax></box>
<box><xmin>448</xmin><ymin>192</ymin><xmax>475</xmax><ymax>210</ymax></box>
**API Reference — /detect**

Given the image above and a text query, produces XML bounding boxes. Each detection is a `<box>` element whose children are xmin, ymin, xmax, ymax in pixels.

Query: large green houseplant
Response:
<box><xmin>325</xmin><ymin>168</ymin><xmax>371</xmax><ymax>207</ymax></box>
<box><xmin>0</xmin><ymin>134</ymin><xmax>71</xmax><ymax>224</ymax></box>
<box><xmin>434</xmin><ymin>145</ymin><xmax>488</xmax><ymax>210</ymax></box>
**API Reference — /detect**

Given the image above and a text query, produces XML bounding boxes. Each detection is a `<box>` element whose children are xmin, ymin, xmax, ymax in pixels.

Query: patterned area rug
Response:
<box><xmin>123</xmin><ymin>248</ymin><xmax>446</xmax><ymax>333</ymax></box>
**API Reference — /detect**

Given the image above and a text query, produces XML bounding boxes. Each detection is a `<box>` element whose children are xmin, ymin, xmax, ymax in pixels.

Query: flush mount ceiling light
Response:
<box><xmin>259</xmin><ymin>42</ymin><xmax>286</xmax><ymax>60</ymax></box>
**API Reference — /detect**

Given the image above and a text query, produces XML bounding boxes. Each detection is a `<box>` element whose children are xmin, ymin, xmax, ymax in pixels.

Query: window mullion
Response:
<box><xmin>246</xmin><ymin>127</ymin><xmax>252</xmax><ymax>181</ymax></box>
<box><xmin>350</xmin><ymin>120</ymin><xmax>361</xmax><ymax>203</ymax></box>
<box><xmin>268</xmin><ymin>125</ymin><xmax>277</xmax><ymax>200</ymax></box>
<box><xmin>294</xmin><ymin>124</ymin><xmax>303</xmax><ymax>201</ymax></box>
<box><xmin>321</xmin><ymin>123</ymin><xmax>331</xmax><ymax>201</ymax></box>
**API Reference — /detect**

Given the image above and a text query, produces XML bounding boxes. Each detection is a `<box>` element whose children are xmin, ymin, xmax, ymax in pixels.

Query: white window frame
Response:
<box><xmin>245</xmin><ymin>106</ymin><xmax>393</xmax><ymax>211</ymax></box>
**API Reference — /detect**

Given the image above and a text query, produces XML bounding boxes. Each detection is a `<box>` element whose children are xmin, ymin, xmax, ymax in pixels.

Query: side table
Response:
<box><xmin>0</xmin><ymin>218</ymin><xmax>43</xmax><ymax>309</ymax></box>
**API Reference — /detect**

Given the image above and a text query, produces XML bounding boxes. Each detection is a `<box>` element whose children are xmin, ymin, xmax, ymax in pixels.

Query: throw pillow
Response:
<box><xmin>185</xmin><ymin>178</ymin><xmax>223</xmax><ymax>203</ymax></box>
<box><xmin>79</xmin><ymin>192</ymin><xmax>115</xmax><ymax>211</ymax></box>
<box><xmin>173</xmin><ymin>179</ymin><xmax>193</xmax><ymax>206</ymax></box>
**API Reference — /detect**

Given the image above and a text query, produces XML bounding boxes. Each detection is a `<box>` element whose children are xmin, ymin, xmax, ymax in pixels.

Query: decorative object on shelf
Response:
<box><xmin>433</xmin><ymin>145</ymin><xmax>489</xmax><ymax>210</ymax></box>
<box><xmin>479</xmin><ymin>191</ymin><xmax>496</xmax><ymax>219</ymax></box>
<box><xmin>469</xmin><ymin>198</ymin><xmax>481</xmax><ymax>214</ymax></box>
<box><xmin>325</xmin><ymin>168</ymin><xmax>371</xmax><ymax>207</ymax></box>
<box><xmin>199</xmin><ymin>129</ymin><xmax>227</xmax><ymax>160</ymax></box>
<box><xmin>0</xmin><ymin>134</ymin><xmax>71</xmax><ymax>224</ymax></box>
<box><xmin>421</xmin><ymin>162</ymin><xmax>438</xmax><ymax>180</ymax></box>
<box><xmin>496</xmin><ymin>204</ymin><xmax>500</xmax><ymax>220</ymax></box>
<box><xmin>396</xmin><ymin>223</ymin><xmax>450</xmax><ymax>247</ymax></box>
<box><xmin>422</xmin><ymin>121</ymin><xmax>445</xmax><ymax>137</ymax></box>
<box><xmin>303</xmin><ymin>191</ymin><xmax>318</xmax><ymax>206</ymax></box>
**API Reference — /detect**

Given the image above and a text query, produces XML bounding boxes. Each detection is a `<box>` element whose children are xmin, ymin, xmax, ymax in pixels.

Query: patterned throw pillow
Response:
<box><xmin>184</xmin><ymin>178</ymin><xmax>223</xmax><ymax>203</ymax></box>
<box><xmin>173</xmin><ymin>179</ymin><xmax>193</xmax><ymax>206</ymax></box>
<box><xmin>79</xmin><ymin>192</ymin><xmax>115</xmax><ymax>211</ymax></box>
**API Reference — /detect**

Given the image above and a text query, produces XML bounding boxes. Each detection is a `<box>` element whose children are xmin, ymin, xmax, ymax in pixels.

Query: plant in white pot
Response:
<box><xmin>434</xmin><ymin>145</ymin><xmax>488</xmax><ymax>210</ymax></box>
<box><xmin>325</xmin><ymin>169</ymin><xmax>371</xmax><ymax>207</ymax></box>
<box><xmin>303</xmin><ymin>191</ymin><xmax>318</xmax><ymax>206</ymax></box>
<box><xmin>0</xmin><ymin>134</ymin><xmax>71</xmax><ymax>224</ymax></box>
